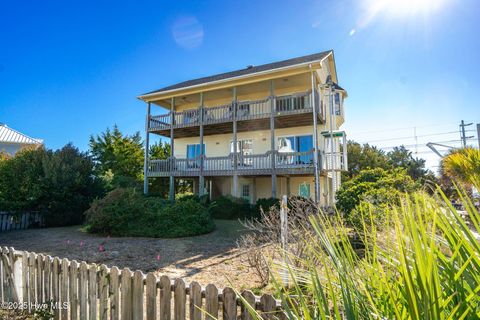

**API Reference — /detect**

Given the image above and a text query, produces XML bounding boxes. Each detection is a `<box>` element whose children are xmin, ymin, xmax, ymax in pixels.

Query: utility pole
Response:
<box><xmin>459</xmin><ymin>120</ymin><xmax>473</xmax><ymax>148</ymax></box>
<box><xmin>477</xmin><ymin>123</ymin><xmax>480</xmax><ymax>149</ymax></box>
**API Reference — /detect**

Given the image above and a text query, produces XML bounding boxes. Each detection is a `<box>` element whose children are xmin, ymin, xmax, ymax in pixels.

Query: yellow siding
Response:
<box><xmin>206</xmin><ymin>175</ymin><xmax>329</xmax><ymax>206</ymax></box>
<box><xmin>170</xmin><ymin>73</ymin><xmax>313</xmax><ymax>113</ymax></box>
<box><xmin>174</xmin><ymin>125</ymin><xmax>332</xmax><ymax>158</ymax></box>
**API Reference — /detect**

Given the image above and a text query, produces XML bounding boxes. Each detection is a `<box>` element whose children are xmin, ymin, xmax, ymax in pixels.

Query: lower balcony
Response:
<box><xmin>147</xmin><ymin>150</ymin><xmax>347</xmax><ymax>178</ymax></box>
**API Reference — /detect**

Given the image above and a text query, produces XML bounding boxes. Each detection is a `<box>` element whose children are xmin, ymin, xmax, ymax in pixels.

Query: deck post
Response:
<box><xmin>328</xmin><ymin>83</ymin><xmax>336</xmax><ymax>205</ymax></box>
<box><xmin>270</xmin><ymin>80</ymin><xmax>277</xmax><ymax>198</ymax></box>
<box><xmin>169</xmin><ymin>97</ymin><xmax>175</xmax><ymax>202</ymax></box>
<box><xmin>286</xmin><ymin>177</ymin><xmax>291</xmax><ymax>197</ymax></box>
<box><xmin>199</xmin><ymin>92</ymin><xmax>205</xmax><ymax>196</ymax></box>
<box><xmin>143</xmin><ymin>102</ymin><xmax>151</xmax><ymax>195</ymax></box>
<box><xmin>232</xmin><ymin>87</ymin><xmax>238</xmax><ymax>197</ymax></box>
<box><xmin>311</xmin><ymin>72</ymin><xmax>321</xmax><ymax>203</ymax></box>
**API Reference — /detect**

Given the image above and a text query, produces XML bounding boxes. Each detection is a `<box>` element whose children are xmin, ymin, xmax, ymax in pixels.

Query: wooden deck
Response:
<box><xmin>147</xmin><ymin>150</ymin><xmax>346</xmax><ymax>178</ymax></box>
<box><xmin>148</xmin><ymin>90</ymin><xmax>324</xmax><ymax>138</ymax></box>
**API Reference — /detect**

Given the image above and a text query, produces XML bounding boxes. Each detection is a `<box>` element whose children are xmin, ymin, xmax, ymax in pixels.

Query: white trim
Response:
<box><xmin>137</xmin><ymin>54</ymin><xmax>331</xmax><ymax>101</ymax></box>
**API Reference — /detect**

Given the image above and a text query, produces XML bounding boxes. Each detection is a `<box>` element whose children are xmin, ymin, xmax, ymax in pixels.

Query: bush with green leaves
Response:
<box><xmin>336</xmin><ymin>168</ymin><xmax>418</xmax><ymax>228</ymax></box>
<box><xmin>176</xmin><ymin>192</ymin><xmax>210</xmax><ymax>207</ymax></box>
<box><xmin>0</xmin><ymin>145</ymin><xmax>103</xmax><ymax>226</ymax></box>
<box><xmin>85</xmin><ymin>188</ymin><xmax>214</xmax><ymax>237</ymax></box>
<box><xmin>209</xmin><ymin>195</ymin><xmax>252</xmax><ymax>219</ymax></box>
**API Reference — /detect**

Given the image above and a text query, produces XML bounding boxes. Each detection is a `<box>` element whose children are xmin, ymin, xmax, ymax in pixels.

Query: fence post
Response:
<box><xmin>121</xmin><ymin>268</ymin><xmax>133</xmax><ymax>320</ymax></box>
<box><xmin>145</xmin><ymin>273</ymin><xmax>157</xmax><ymax>320</ymax></box>
<box><xmin>159</xmin><ymin>275</ymin><xmax>172</xmax><ymax>320</ymax></box>
<box><xmin>260</xmin><ymin>294</ymin><xmax>277</xmax><ymax>319</ymax></box>
<box><xmin>280</xmin><ymin>195</ymin><xmax>290</xmax><ymax>286</ymax></box>
<box><xmin>189</xmin><ymin>281</ymin><xmax>202</xmax><ymax>320</ymax></box>
<box><xmin>204</xmin><ymin>284</ymin><xmax>218</xmax><ymax>320</ymax></box>
<box><xmin>174</xmin><ymin>278</ymin><xmax>186</xmax><ymax>320</ymax></box>
<box><xmin>13</xmin><ymin>249</ymin><xmax>23</xmax><ymax>303</ymax></box>
<box><xmin>240</xmin><ymin>290</ymin><xmax>256</xmax><ymax>320</ymax></box>
<box><xmin>222</xmin><ymin>287</ymin><xmax>237</xmax><ymax>320</ymax></box>
<box><xmin>132</xmin><ymin>270</ymin><xmax>144</xmax><ymax>320</ymax></box>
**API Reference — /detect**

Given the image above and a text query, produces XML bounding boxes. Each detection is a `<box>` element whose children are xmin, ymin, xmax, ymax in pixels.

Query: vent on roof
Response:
<box><xmin>246</xmin><ymin>65</ymin><xmax>254</xmax><ymax>69</ymax></box>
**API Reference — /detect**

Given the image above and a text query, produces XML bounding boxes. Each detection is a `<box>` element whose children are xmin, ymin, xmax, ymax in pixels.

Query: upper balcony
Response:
<box><xmin>148</xmin><ymin>90</ymin><xmax>324</xmax><ymax>138</ymax></box>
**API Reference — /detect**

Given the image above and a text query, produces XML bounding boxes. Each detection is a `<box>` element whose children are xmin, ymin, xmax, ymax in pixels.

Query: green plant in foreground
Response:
<box><xmin>240</xmin><ymin>187</ymin><xmax>480</xmax><ymax>319</ymax></box>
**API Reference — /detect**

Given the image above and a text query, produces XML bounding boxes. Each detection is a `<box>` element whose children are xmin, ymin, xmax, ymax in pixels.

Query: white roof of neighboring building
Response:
<box><xmin>0</xmin><ymin>124</ymin><xmax>43</xmax><ymax>145</ymax></box>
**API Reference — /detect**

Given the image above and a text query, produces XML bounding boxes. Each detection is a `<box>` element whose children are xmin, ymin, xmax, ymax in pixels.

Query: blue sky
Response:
<box><xmin>1</xmin><ymin>0</ymin><xmax>479</xmax><ymax>169</ymax></box>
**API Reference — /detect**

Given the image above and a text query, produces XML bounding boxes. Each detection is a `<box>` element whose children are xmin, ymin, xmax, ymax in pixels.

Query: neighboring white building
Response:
<box><xmin>0</xmin><ymin>123</ymin><xmax>43</xmax><ymax>156</ymax></box>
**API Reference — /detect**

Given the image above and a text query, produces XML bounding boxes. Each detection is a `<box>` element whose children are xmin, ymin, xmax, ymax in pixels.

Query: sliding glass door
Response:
<box><xmin>186</xmin><ymin>144</ymin><xmax>205</xmax><ymax>168</ymax></box>
<box><xmin>277</xmin><ymin>135</ymin><xmax>313</xmax><ymax>165</ymax></box>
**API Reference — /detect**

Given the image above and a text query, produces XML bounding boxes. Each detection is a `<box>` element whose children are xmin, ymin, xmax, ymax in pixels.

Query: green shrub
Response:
<box><xmin>85</xmin><ymin>188</ymin><xmax>214</xmax><ymax>238</ymax></box>
<box><xmin>253</xmin><ymin>198</ymin><xmax>280</xmax><ymax>218</ymax></box>
<box><xmin>176</xmin><ymin>192</ymin><xmax>210</xmax><ymax>207</ymax></box>
<box><xmin>156</xmin><ymin>200</ymin><xmax>214</xmax><ymax>237</ymax></box>
<box><xmin>336</xmin><ymin>168</ymin><xmax>418</xmax><ymax>217</ymax></box>
<box><xmin>209</xmin><ymin>196</ymin><xmax>252</xmax><ymax>219</ymax></box>
<box><xmin>347</xmin><ymin>194</ymin><xmax>396</xmax><ymax>231</ymax></box>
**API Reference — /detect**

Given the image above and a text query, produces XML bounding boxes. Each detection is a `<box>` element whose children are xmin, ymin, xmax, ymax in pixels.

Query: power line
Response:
<box><xmin>351</xmin><ymin>120</ymin><xmax>480</xmax><ymax>136</ymax></box>
<box><xmin>356</xmin><ymin>130</ymin><xmax>475</xmax><ymax>145</ymax></box>
<box><xmin>377</xmin><ymin>138</ymin><xmax>475</xmax><ymax>151</ymax></box>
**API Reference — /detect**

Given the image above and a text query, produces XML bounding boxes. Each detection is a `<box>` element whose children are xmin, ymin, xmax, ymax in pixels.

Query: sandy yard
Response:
<box><xmin>0</xmin><ymin>220</ymin><xmax>262</xmax><ymax>291</ymax></box>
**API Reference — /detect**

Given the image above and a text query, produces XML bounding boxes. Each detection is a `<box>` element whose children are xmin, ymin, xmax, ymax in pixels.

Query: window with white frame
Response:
<box><xmin>241</xmin><ymin>184</ymin><xmax>250</xmax><ymax>200</ymax></box>
<box><xmin>334</xmin><ymin>92</ymin><xmax>342</xmax><ymax>116</ymax></box>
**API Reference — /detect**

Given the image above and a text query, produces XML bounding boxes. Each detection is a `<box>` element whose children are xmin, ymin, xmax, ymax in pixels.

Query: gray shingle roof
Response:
<box><xmin>142</xmin><ymin>50</ymin><xmax>332</xmax><ymax>96</ymax></box>
<box><xmin>0</xmin><ymin>124</ymin><xmax>43</xmax><ymax>145</ymax></box>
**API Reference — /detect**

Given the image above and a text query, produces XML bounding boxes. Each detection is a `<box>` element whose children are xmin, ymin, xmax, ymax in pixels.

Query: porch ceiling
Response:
<box><xmin>152</xmin><ymin>113</ymin><xmax>315</xmax><ymax>138</ymax></box>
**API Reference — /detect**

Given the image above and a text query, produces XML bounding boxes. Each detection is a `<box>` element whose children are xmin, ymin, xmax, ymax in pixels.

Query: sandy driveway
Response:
<box><xmin>0</xmin><ymin>220</ymin><xmax>261</xmax><ymax>290</ymax></box>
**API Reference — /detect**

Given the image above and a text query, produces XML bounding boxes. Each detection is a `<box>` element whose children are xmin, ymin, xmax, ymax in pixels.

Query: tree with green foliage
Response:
<box><xmin>149</xmin><ymin>140</ymin><xmax>171</xmax><ymax>159</ymax></box>
<box><xmin>336</xmin><ymin>167</ymin><xmax>418</xmax><ymax>217</ymax></box>
<box><xmin>89</xmin><ymin>125</ymin><xmax>144</xmax><ymax>185</ymax></box>
<box><xmin>0</xmin><ymin>144</ymin><xmax>102</xmax><ymax>226</ymax></box>
<box><xmin>148</xmin><ymin>141</ymin><xmax>172</xmax><ymax>196</ymax></box>
<box><xmin>344</xmin><ymin>140</ymin><xmax>436</xmax><ymax>185</ymax></box>
<box><xmin>387</xmin><ymin>145</ymin><xmax>435</xmax><ymax>184</ymax></box>
<box><xmin>343</xmin><ymin>141</ymin><xmax>390</xmax><ymax>180</ymax></box>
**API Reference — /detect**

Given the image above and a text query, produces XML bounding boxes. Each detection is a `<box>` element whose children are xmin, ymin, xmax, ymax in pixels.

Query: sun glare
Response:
<box><xmin>353</xmin><ymin>0</ymin><xmax>447</xmax><ymax>33</ymax></box>
<box><xmin>372</xmin><ymin>0</ymin><xmax>446</xmax><ymax>16</ymax></box>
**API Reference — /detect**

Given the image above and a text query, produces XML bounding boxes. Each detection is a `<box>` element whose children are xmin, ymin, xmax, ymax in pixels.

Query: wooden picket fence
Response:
<box><xmin>0</xmin><ymin>247</ymin><xmax>283</xmax><ymax>319</ymax></box>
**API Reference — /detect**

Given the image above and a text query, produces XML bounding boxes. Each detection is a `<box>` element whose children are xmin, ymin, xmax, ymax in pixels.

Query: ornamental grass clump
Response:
<box><xmin>241</xmin><ymin>187</ymin><xmax>480</xmax><ymax>319</ymax></box>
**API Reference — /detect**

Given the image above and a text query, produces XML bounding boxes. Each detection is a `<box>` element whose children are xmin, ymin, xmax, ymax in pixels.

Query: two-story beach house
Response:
<box><xmin>138</xmin><ymin>51</ymin><xmax>347</xmax><ymax>206</ymax></box>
